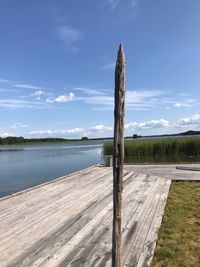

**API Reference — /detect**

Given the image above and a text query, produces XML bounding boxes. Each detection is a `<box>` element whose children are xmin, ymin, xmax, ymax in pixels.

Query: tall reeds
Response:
<box><xmin>104</xmin><ymin>137</ymin><xmax>200</xmax><ymax>159</ymax></box>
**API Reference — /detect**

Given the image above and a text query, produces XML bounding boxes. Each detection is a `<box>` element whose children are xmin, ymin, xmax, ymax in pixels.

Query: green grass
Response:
<box><xmin>103</xmin><ymin>137</ymin><xmax>200</xmax><ymax>163</ymax></box>
<box><xmin>152</xmin><ymin>181</ymin><xmax>200</xmax><ymax>267</ymax></box>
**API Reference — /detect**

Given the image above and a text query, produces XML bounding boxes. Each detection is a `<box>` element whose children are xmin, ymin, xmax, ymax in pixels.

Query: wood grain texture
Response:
<box><xmin>0</xmin><ymin>166</ymin><xmax>171</xmax><ymax>267</ymax></box>
<box><xmin>124</xmin><ymin>164</ymin><xmax>200</xmax><ymax>180</ymax></box>
<box><xmin>112</xmin><ymin>43</ymin><xmax>126</xmax><ymax>267</ymax></box>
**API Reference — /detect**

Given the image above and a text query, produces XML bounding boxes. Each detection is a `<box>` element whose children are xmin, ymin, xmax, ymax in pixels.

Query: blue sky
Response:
<box><xmin>1</xmin><ymin>0</ymin><xmax>200</xmax><ymax>138</ymax></box>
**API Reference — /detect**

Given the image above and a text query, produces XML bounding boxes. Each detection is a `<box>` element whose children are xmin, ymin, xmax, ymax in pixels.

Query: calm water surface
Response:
<box><xmin>0</xmin><ymin>140</ymin><xmax>108</xmax><ymax>197</ymax></box>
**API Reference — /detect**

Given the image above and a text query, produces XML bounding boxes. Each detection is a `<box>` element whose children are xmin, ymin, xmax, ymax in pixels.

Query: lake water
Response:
<box><xmin>0</xmin><ymin>140</ymin><xmax>109</xmax><ymax>197</ymax></box>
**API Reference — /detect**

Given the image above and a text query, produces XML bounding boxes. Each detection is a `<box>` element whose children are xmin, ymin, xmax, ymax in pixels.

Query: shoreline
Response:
<box><xmin>0</xmin><ymin>165</ymin><xmax>96</xmax><ymax>201</ymax></box>
<box><xmin>1</xmin><ymin>162</ymin><xmax>200</xmax><ymax>199</ymax></box>
<box><xmin>0</xmin><ymin>138</ymin><xmax>112</xmax><ymax>147</ymax></box>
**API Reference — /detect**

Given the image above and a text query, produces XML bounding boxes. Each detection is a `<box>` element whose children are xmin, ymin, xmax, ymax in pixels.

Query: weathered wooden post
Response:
<box><xmin>112</xmin><ymin>43</ymin><xmax>125</xmax><ymax>267</ymax></box>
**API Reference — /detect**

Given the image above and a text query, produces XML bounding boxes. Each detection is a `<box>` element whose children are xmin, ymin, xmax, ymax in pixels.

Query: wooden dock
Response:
<box><xmin>0</xmin><ymin>166</ymin><xmax>171</xmax><ymax>267</ymax></box>
<box><xmin>125</xmin><ymin>163</ymin><xmax>200</xmax><ymax>181</ymax></box>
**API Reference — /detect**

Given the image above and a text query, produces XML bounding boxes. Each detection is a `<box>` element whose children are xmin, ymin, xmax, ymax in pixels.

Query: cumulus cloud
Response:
<box><xmin>28</xmin><ymin>124</ymin><xmax>113</xmax><ymax>138</ymax></box>
<box><xmin>90</xmin><ymin>124</ymin><xmax>113</xmax><ymax>131</ymax></box>
<box><xmin>0</xmin><ymin>132</ymin><xmax>13</xmax><ymax>138</ymax></box>
<box><xmin>177</xmin><ymin>114</ymin><xmax>200</xmax><ymax>127</ymax></box>
<box><xmin>125</xmin><ymin>119</ymin><xmax>170</xmax><ymax>130</ymax></box>
<box><xmin>29</xmin><ymin>128</ymin><xmax>84</xmax><ymax>136</ymax></box>
<box><xmin>46</xmin><ymin>92</ymin><xmax>74</xmax><ymax>103</ymax></box>
<box><xmin>65</xmin><ymin>128</ymin><xmax>85</xmax><ymax>134</ymax></box>
<box><xmin>28</xmin><ymin>118</ymin><xmax>172</xmax><ymax>138</ymax></box>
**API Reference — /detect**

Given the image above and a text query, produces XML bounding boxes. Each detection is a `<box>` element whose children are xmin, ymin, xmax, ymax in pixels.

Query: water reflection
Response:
<box><xmin>0</xmin><ymin>141</ymin><xmax>108</xmax><ymax>197</ymax></box>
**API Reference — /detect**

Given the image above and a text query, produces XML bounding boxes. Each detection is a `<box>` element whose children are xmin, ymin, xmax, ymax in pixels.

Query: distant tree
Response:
<box><xmin>133</xmin><ymin>134</ymin><xmax>138</xmax><ymax>139</ymax></box>
<box><xmin>81</xmin><ymin>136</ymin><xmax>88</xmax><ymax>140</ymax></box>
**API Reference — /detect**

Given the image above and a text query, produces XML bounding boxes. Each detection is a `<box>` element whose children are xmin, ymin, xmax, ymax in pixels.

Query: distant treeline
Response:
<box><xmin>0</xmin><ymin>137</ymin><xmax>68</xmax><ymax>145</ymax></box>
<box><xmin>0</xmin><ymin>136</ymin><xmax>113</xmax><ymax>145</ymax></box>
<box><xmin>1</xmin><ymin>130</ymin><xmax>200</xmax><ymax>146</ymax></box>
<box><xmin>130</xmin><ymin>130</ymin><xmax>200</xmax><ymax>139</ymax></box>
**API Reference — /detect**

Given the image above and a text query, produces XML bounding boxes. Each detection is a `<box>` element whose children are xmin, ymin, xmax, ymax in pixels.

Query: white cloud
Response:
<box><xmin>3</xmin><ymin>113</ymin><xmax>200</xmax><ymax>138</ymax></box>
<box><xmin>174</xmin><ymin>102</ymin><xmax>191</xmax><ymax>108</ymax></box>
<box><xmin>0</xmin><ymin>76</ymin><xmax>166</xmax><ymax>111</ymax></box>
<box><xmin>90</xmin><ymin>124</ymin><xmax>113</xmax><ymax>131</ymax></box>
<box><xmin>80</xmin><ymin>89</ymin><xmax>163</xmax><ymax>111</ymax></box>
<box><xmin>0</xmin><ymin>132</ymin><xmax>13</xmax><ymax>138</ymax></box>
<box><xmin>46</xmin><ymin>92</ymin><xmax>74</xmax><ymax>103</ymax></box>
<box><xmin>83</xmin><ymin>95</ymin><xmax>114</xmax><ymax>106</ymax></box>
<box><xmin>126</xmin><ymin>90</ymin><xmax>163</xmax><ymax>104</ymax></box>
<box><xmin>66</xmin><ymin>128</ymin><xmax>85</xmax><ymax>134</ymax></box>
<box><xmin>29</xmin><ymin>130</ymin><xmax>54</xmax><ymax>136</ymax></box>
<box><xmin>174</xmin><ymin>102</ymin><xmax>182</xmax><ymax>108</ymax></box>
<box><xmin>173</xmin><ymin>100</ymin><xmax>198</xmax><ymax>108</ymax></box>
<box><xmin>0</xmin><ymin>122</ymin><xmax>28</xmax><ymax>137</ymax></box>
<box><xmin>177</xmin><ymin>114</ymin><xmax>200</xmax><ymax>127</ymax></box>
<box><xmin>31</xmin><ymin>90</ymin><xmax>45</xmax><ymax>97</ymax></box>
<box><xmin>163</xmin><ymin>97</ymin><xmax>199</xmax><ymax>109</ymax></box>
<box><xmin>0</xmin><ymin>99</ymin><xmax>50</xmax><ymax>109</ymax></box>
<box><xmin>73</xmin><ymin>87</ymin><xmax>108</xmax><ymax>96</ymax></box>
<box><xmin>125</xmin><ymin>119</ymin><xmax>170</xmax><ymax>130</ymax></box>
<box><xmin>28</xmin><ymin>124</ymin><xmax>113</xmax><ymax>138</ymax></box>
<box><xmin>14</xmin><ymin>83</ymin><xmax>43</xmax><ymax>90</ymax></box>
<box><xmin>29</xmin><ymin>128</ymin><xmax>85</xmax><ymax>136</ymax></box>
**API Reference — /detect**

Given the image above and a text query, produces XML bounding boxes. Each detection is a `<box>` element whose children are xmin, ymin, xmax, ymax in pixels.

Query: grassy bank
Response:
<box><xmin>152</xmin><ymin>181</ymin><xmax>200</xmax><ymax>267</ymax></box>
<box><xmin>103</xmin><ymin>137</ymin><xmax>200</xmax><ymax>163</ymax></box>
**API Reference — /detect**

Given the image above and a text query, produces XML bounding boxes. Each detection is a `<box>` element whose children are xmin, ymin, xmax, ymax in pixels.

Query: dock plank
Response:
<box><xmin>0</xmin><ymin>166</ymin><xmax>171</xmax><ymax>267</ymax></box>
